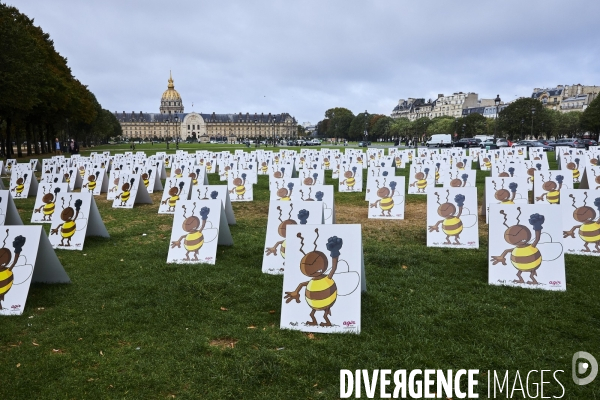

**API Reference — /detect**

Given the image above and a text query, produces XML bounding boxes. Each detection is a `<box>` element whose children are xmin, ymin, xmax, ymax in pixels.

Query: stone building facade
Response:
<box><xmin>114</xmin><ymin>73</ymin><xmax>296</xmax><ymax>142</ymax></box>
<box><xmin>391</xmin><ymin>92</ymin><xmax>497</xmax><ymax>120</ymax></box>
<box><xmin>532</xmin><ymin>84</ymin><xmax>600</xmax><ymax>112</ymax></box>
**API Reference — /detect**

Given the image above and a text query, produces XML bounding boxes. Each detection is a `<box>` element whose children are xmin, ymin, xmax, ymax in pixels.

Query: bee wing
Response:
<box><xmin>460</xmin><ymin>214</ymin><xmax>478</xmax><ymax>229</ymax></box>
<box><xmin>323</xmin><ymin>260</ymin><xmax>360</xmax><ymax>297</ymax></box>
<box><xmin>202</xmin><ymin>225</ymin><xmax>219</xmax><ymax>243</ymax></box>
<box><xmin>538</xmin><ymin>239</ymin><xmax>563</xmax><ymax>262</ymax></box>
<box><xmin>392</xmin><ymin>193</ymin><xmax>405</xmax><ymax>204</ymax></box>
<box><xmin>514</xmin><ymin>197</ymin><xmax>529</xmax><ymax>204</ymax></box>
<box><xmin>12</xmin><ymin>261</ymin><xmax>34</xmax><ymax>285</ymax></box>
<box><xmin>323</xmin><ymin>206</ymin><xmax>332</xmax><ymax>221</ymax></box>
<box><xmin>76</xmin><ymin>215</ymin><xmax>88</xmax><ymax>231</ymax></box>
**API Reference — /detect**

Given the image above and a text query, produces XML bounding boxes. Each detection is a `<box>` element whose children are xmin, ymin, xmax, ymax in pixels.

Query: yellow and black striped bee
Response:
<box><xmin>173</xmin><ymin>166</ymin><xmax>184</xmax><ymax>179</ymax></box>
<box><xmin>115</xmin><ymin>178</ymin><xmax>135</xmax><ymax>207</ymax></box>
<box><xmin>82</xmin><ymin>171</ymin><xmax>100</xmax><ymax>193</ymax></box>
<box><xmin>493</xmin><ymin>180</ymin><xmax>523</xmax><ymax>204</ymax></box>
<box><xmin>141</xmin><ymin>170</ymin><xmax>152</xmax><ymax>188</ymax></box>
<box><xmin>535</xmin><ymin>173</ymin><xmax>564</xmax><ymax>204</ymax></box>
<box><xmin>563</xmin><ymin>193</ymin><xmax>600</xmax><ymax>253</ymax></box>
<box><xmin>449</xmin><ymin>171</ymin><xmax>469</xmax><ymax>188</ymax></box>
<box><xmin>491</xmin><ymin>207</ymin><xmax>561</xmax><ymax>285</ymax></box>
<box><xmin>409</xmin><ymin>166</ymin><xmax>430</xmax><ymax>193</ymax></box>
<box><xmin>265</xmin><ymin>204</ymin><xmax>302</xmax><ymax>261</ymax></box>
<box><xmin>283</xmin><ymin>228</ymin><xmax>357</xmax><ymax>327</ymax></box>
<box><xmin>260</xmin><ymin>161</ymin><xmax>269</xmax><ymax>175</ymax></box>
<box><xmin>11</xmin><ymin>172</ymin><xmax>27</xmax><ymax>197</ymax></box>
<box><xmin>161</xmin><ymin>181</ymin><xmax>186</xmax><ymax>212</ymax></box>
<box><xmin>0</xmin><ymin>229</ymin><xmax>30</xmax><ymax>311</ymax></box>
<box><xmin>64</xmin><ymin>170</ymin><xmax>73</xmax><ymax>185</ymax></box>
<box><xmin>78</xmin><ymin>165</ymin><xmax>86</xmax><ymax>178</ymax></box>
<box><xmin>370</xmin><ymin>178</ymin><xmax>402</xmax><ymax>217</ymax></box>
<box><xmin>566</xmin><ymin>159</ymin><xmax>581</xmax><ymax>183</ymax></box>
<box><xmin>340</xmin><ymin>166</ymin><xmax>357</xmax><ymax>191</ymax></box>
<box><xmin>229</xmin><ymin>173</ymin><xmax>247</xmax><ymax>200</ymax></box>
<box><xmin>35</xmin><ymin>185</ymin><xmax>61</xmax><ymax>221</ymax></box>
<box><xmin>276</xmin><ymin>181</ymin><xmax>293</xmax><ymax>201</ymax></box>
<box><xmin>50</xmin><ymin>195</ymin><xmax>83</xmax><ymax>247</ymax></box>
<box><xmin>170</xmin><ymin>203</ymin><xmax>215</xmax><ymax>261</ymax></box>
<box><xmin>428</xmin><ymin>190</ymin><xmax>475</xmax><ymax>245</ymax></box>
<box><xmin>188</xmin><ymin>168</ymin><xmax>201</xmax><ymax>186</ymax></box>
<box><xmin>303</xmin><ymin>171</ymin><xmax>319</xmax><ymax>186</ymax></box>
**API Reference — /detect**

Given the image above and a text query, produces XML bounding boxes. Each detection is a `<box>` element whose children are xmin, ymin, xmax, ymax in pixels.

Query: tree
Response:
<box><xmin>390</xmin><ymin>118</ymin><xmax>412</xmax><ymax>143</ymax></box>
<box><xmin>371</xmin><ymin>116</ymin><xmax>393</xmax><ymax>141</ymax></box>
<box><xmin>324</xmin><ymin>107</ymin><xmax>354</xmax><ymax>140</ymax></box>
<box><xmin>581</xmin><ymin>95</ymin><xmax>600</xmax><ymax>141</ymax></box>
<box><xmin>426</xmin><ymin>116</ymin><xmax>454</xmax><ymax>135</ymax></box>
<box><xmin>497</xmin><ymin>98</ymin><xmax>552</xmax><ymax>140</ymax></box>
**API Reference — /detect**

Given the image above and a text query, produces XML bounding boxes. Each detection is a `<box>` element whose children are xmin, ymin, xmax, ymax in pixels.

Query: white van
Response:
<box><xmin>474</xmin><ymin>135</ymin><xmax>494</xmax><ymax>142</ymax></box>
<box><xmin>426</xmin><ymin>134</ymin><xmax>452</xmax><ymax>148</ymax></box>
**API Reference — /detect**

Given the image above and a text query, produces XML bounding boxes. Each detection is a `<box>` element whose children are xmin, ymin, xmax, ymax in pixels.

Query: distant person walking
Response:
<box><xmin>69</xmin><ymin>139</ymin><xmax>79</xmax><ymax>155</ymax></box>
<box><xmin>55</xmin><ymin>138</ymin><xmax>61</xmax><ymax>155</ymax></box>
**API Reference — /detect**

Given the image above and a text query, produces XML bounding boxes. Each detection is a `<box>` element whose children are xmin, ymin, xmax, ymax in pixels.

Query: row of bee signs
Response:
<box><xmin>1</xmin><ymin>145</ymin><xmax>599</xmax><ymax>336</ymax></box>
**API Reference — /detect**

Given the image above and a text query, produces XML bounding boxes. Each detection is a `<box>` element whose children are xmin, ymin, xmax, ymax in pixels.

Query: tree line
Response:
<box><xmin>0</xmin><ymin>3</ymin><xmax>121</xmax><ymax>158</ymax></box>
<box><xmin>316</xmin><ymin>97</ymin><xmax>600</xmax><ymax>143</ymax></box>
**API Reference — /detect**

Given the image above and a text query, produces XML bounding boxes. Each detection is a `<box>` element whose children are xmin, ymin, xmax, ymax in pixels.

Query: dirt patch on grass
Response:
<box><xmin>232</xmin><ymin>202</ymin><xmax>268</xmax><ymax>221</ymax></box>
<box><xmin>209</xmin><ymin>338</ymin><xmax>238</xmax><ymax>349</ymax></box>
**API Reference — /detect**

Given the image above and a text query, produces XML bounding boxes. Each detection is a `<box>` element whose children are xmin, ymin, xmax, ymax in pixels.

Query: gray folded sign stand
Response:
<box><xmin>167</xmin><ymin>199</ymin><xmax>233</xmax><ymax>265</ymax></box>
<box><xmin>49</xmin><ymin>193</ymin><xmax>109</xmax><ymax>251</ymax></box>
<box><xmin>0</xmin><ymin>191</ymin><xmax>23</xmax><ymax>226</ymax></box>
<box><xmin>0</xmin><ymin>226</ymin><xmax>70</xmax><ymax>316</ymax></box>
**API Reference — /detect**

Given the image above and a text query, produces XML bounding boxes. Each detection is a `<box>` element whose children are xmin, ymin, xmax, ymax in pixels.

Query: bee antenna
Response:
<box><xmin>569</xmin><ymin>194</ymin><xmax>577</xmax><ymax>209</ymax></box>
<box><xmin>182</xmin><ymin>205</ymin><xmax>187</xmax><ymax>218</ymax></box>
<box><xmin>297</xmin><ymin>232</ymin><xmax>306</xmax><ymax>255</ymax></box>
<box><xmin>288</xmin><ymin>203</ymin><xmax>293</xmax><ymax>219</ymax></box>
<box><xmin>434</xmin><ymin>192</ymin><xmax>441</xmax><ymax>205</ymax></box>
<box><xmin>299</xmin><ymin>189</ymin><xmax>304</xmax><ymax>200</ymax></box>
<box><xmin>192</xmin><ymin>202</ymin><xmax>197</xmax><ymax>215</ymax></box>
<box><xmin>196</xmin><ymin>189</ymin><xmax>201</xmax><ymax>199</ymax></box>
<box><xmin>516</xmin><ymin>207</ymin><xmax>522</xmax><ymax>225</ymax></box>
<box><xmin>500</xmin><ymin>210</ymin><xmax>509</xmax><ymax>228</ymax></box>
<box><xmin>314</xmin><ymin>228</ymin><xmax>319</xmax><ymax>251</ymax></box>
<box><xmin>376</xmin><ymin>179</ymin><xmax>380</xmax><ymax>189</ymax></box>
<box><xmin>584</xmin><ymin>191</ymin><xmax>588</xmax><ymax>206</ymax></box>
<box><xmin>3</xmin><ymin>229</ymin><xmax>8</xmax><ymax>247</ymax></box>
<box><xmin>446</xmin><ymin>189</ymin><xmax>450</xmax><ymax>203</ymax></box>
<box><xmin>277</xmin><ymin>206</ymin><xmax>283</xmax><ymax>222</ymax></box>
<box><xmin>61</xmin><ymin>196</ymin><xmax>66</xmax><ymax>209</ymax></box>
<box><xmin>383</xmin><ymin>177</ymin><xmax>387</xmax><ymax>187</ymax></box>
<box><xmin>492</xmin><ymin>180</ymin><xmax>497</xmax><ymax>191</ymax></box>
<box><xmin>308</xmin><ymin>187</ymin><xmax>312</xmax><ymax>197</ymax></box>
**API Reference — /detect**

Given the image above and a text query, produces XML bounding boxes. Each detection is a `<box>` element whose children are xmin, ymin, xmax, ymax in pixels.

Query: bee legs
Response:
<box><xmin>513</xmin><ymin>270</ymin><xmax>525</xmax><ymax>284</ymax></box>
<box><xmin>594</xmin><ymin>242</ymin><xmax>600</xmax><ymax>253</ymax></box>
<box><xmin>526</xmin><ymin>269</ymin><xmax>539</xmax><ymax>285</ymax></box>
<box><xmin>320</xmin><ymin>310</ymin><xmax>332</xmax><ymax>327</ymax></box>
<box><xmin>582</xmin><ymin>243</ymin><xmax>591</xmax><ymax>253</ymax></box>
<box><xmin>453</xmin><ymin>235</ymin><xmax>461</xmax><ymax>245</ymax></box>
<box><xmin>306</xmin><ymin>310</ymin><xmax>318</xmax><ymax>326</ymax></box>
<box><xmin>444</xmin><ymin>235</ymin><xmax>452</xmax><ymax>245</ymax></box>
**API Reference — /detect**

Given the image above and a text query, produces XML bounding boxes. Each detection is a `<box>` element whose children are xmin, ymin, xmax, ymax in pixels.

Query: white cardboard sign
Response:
<box><xmin>290</xmin><ymin>185</ymin><xmax>335</xmax><ymax>224</ymax></box>
<box><xmin>9</xmin><ymin>169</ymin><xmax>38</xmax><ymax>199</ymax></box>
<box><xmin>367</xmin><ymin>177</ymin><xmax>405</xmax><ymax>219</ymax></box>
<box><xmin>427</xmin><ymin>187</ymin><xmax>479</xmax><ymax>249</ymax></box>
<box><xmin>193</xmin><ymin>185</ymin><xmax>236</xmax><ymax>225</ymax></box>
<box><xmin>488</xmin><ymin>204</ymin><xmax>565</xmax><ymax>291</ymax></box>
<box><xmin>338</xmin><ymin>165</ymin><xmax>363</xmax><ymax>193</ymax></box>
<box><xmin>81</xmin><ymin>169</ymin><xmax>109</xmax><ymax>195</ymax></box>
<box><xmin>0</xmin><ymin>191</ymin><xmax>23</xmax><ymax>225</ymax></box>
<box><xmin>262</xmin><ymin>201</ymin><xmax>325</xmax><ymax>275</ymax></box>
<box><xmin>166</xmin><ymin>200</ymin><xmax>233</xmax><ymax>265</ymax></box>
<box><xmin>533</xmin><ymin>170</ymin><xmax>573</xmax><ymax>205</ymax></box>
<box><xmin>408</xmin><ymin>164</ymin><xmax>435</xmax><ymax>194</ymax></box>
<box><xmin>31</xmin><ymin>183</ymin><xmax>70</xmax><ymax>224</ymax></box>
<box><xmin>112</xmin><ymin>174</ymin><xmax>152</xmax><ymax>208</ymax></box>
<box><xmin>49</xmin><ymin>193</ymin><xmax>109</xmax><ymax>250</ymax></box>
<box><xmin>482</xmin><ymin>177</ymin><xmax>529</xmax><ymax>222</ymax></box>
<box><xmin>0</xmin><ymin>226</ymin><xmax>70</xmax><ymax>316</ymax></box>
<box><xmin>228</xmin><ymin>172</ymin><xmax>254</xmax><ymax>202</ymax></box>
<box><xmin>560</xmin><ymin>189</ymin><xmax>600</xmax><ymax>256</ymax></box>
<box><xmin>159</xmin><ymin>177</ymin><xmax>192</xmax><ymax>214</ymax></box>
<box><xmin>280</xmin><ymin>224</ymin><xmax>365</xmax><ymax>334</ymax></box>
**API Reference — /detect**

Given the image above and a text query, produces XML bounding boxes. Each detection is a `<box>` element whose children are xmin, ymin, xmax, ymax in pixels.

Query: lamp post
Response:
<box><xmin>175</xmin><ymin>115</ymin><xmax>179</xmax><ymax>150</ymax></box>
<box><xmin>520</xmin><ymin>118</ymin><xmax>524</xmax><ymax>141</ymax></box>
<box><xmin>165</xmin><ymin>118</ymin><xmax>170</xmax><ymax>150</ymax></box>
<box><xmin>530</xmin><ymin>106</ymin><xmax>535</xmax><ymax>139</ymax></box>
<box><xmin>363</xmin><ymin>110</ymin><xmax>369</xmax><ymax>144</ymax></box>
<box><xmin>494</xmin><ymin>94</ymin><xmax>501</xmax><ymax>139</ymax></box>
<box><xmin>272</xmin><ymin>117</ymin><xmax>276</xmax><ymax>147</ymax></box>
<box><xmin>254</xmin><ymin>119</ymin><xmax>258</xmax><ymax>148</ymax></box>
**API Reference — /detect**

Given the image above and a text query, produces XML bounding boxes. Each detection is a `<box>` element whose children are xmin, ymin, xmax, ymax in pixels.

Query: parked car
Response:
<box><xmin>456</xmin><ymin>138</ymin><xmax>481</xmax><ymax>148</ymax></box>
<box><xmin>538</xmin><ymin>139</ymin><xmax>555</xmax><ymax>146</ymax></box>
<box><xmin>553</xmin><ymin>138</ymin><xmax>586</xmax><ymax>148</ymax></box>
<box><xmin>308</xmin><ymin>139</ymin><xmax>322</xmax><ymax>146</ymax></box>
<box><xmin>582</xmin><ymin>139</ymin><xmax>598</xmax><ymax>148</ymax></box>
<box><xmin>512</xmin><ymin>140</ymin><xmax>554</xmax><ymax>151</ymax></box>
<box><xmin>358</xmin><ymin>141</ymin><xmax>371</xmax><ymax>147</ymax></box>
<box><xmin>480</xmin><ymin>138</ymin><xmax>509</xmax><ymax>149</ymax></box>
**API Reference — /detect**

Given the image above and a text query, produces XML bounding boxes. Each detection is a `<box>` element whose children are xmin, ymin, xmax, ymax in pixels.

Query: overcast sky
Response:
<box><xmin>10</xmin><ymin>0</ymin><xmax>600</xmax><ymax>124</ymax></box>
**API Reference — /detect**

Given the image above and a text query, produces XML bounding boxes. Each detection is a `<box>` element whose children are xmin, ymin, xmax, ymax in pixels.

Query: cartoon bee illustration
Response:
<box><xmin>35</xmin><ymin>186</ymin><xmax>61</xmax><ymax>221</ymax></box>
<box><xmin>394</xmin><ymin>155</ymin><xmax>403</xmax><ymax>167</ymax></box>
<box><xmin>205</xmin><ymin>161</ymin><xmax>213</xmax><ymax>173</ymax></box>
<box><xmin>323</xmin><ymin>157</ymin><xmax>330</xmax><ymax>169</ymax></box>
<box><xmin>197</xmin><ymin>188</ymin><xmax>219</xmax><ymax>200</ymax></box>
<box><xmin>162</xmin><ymin>180</ymin><xmax>186</xmax><ymax>212</ymax></box>
<box><xmin>115</xmin><ymin>178</ymin><xmax>136</xmax><ymax>207</ymax></box>
<box><xmin>492</xmin><ymin>180</ymin><xmax>523</xmax><ymax>204</ymax></box>
<box><xmin>6</xmin><ymin>161</ymin><xmax>13</xmax><ymax>172</ymax></box>
<box><xmin>449</xmin><ymin>171</ymin><xmax>469</xmax><ymax>187</ymax></box>
<box><xmin>565</xmin><ymin>158</ymin><xmax>580</xmax><ymax>183</ymax></box>
<box><xmin>0</xmin><ymin>230</ymin><xmax>32</xmax><ymax>311</ymax></box>
<box><xmin>273</xmin><ymin>167</ymin><xmax>285</xmax><ymax>179</ymax></box>
<box><xmin>141</xmin><ymin>169</ymin><xmax>153</xmax><ymax>188</ymax></box>
<box><xmin>482</xmin><ymin>157</ymin><xmax>492</xmax><ymax>170</ymax></box>
<box><xmin>78</xmin><ymin>165</ymin><xmax>86</xmax><ymax>178</ymax></box>
<box><xmin>591</xmin><ymin>169</ymin><xmax>600</xmax><ymax>190</ymax></box>
<box><xmin>265</xmin><ymin>205</ymin><xmax>306</xmax><ymax>261</ymax></box>
<box><xmin>491</xmin><ymin>208</ymin><xmax>562</xmax><ymax>285</ymax></box>
<box><xmin>260</xmin><ymin>161</ymin><xmax>269</xmax><ymax>174</ymax></box>
<box><xmin>170</xmin><ymin>203</ymin><xmax>217</xmax><ymax>261</ymax></box>
<box><xmin>274</xmin><ymin>155</ymin><xmax>280</xmax><ymax>165</ymax></box>
<box><xmin>409</xmin><ymin>167</ymin><xmax>430</xmax><ymax>193</ymax></box>
<box><xmin>188</xmin><ymin>168</ymin><xmax>201</xmax><ymax>186</ymax></box>
<box><xmin>589</xmin><ymin>157</ymin><xmax>599</xmax><ymax>167</ymax></box>
<box><xmin>173</xmin><ymin>166</ymin><xmax>185</xmax><ymax>179</ymax></box>
<box><xmin>228</xmin><ymin>173</ymin><xmax>247</xmax><ymax>200</ymax></box>
<box><xmin>276</xmin><ymin>182</ymin><xmax>294</xmax><ymax>201</ymax></box>
<box><xmin>369</xmin><ymin>178</ymin><xmax>402</xmax><ymax>217</ymax></box>
<box><xmin>299</xmin><ymin>187</ymin><xmax>315</xmax><ymax>201</ymax></box>
<box><xmin>535</xmin><ymin>173</ymin><xmax>564</xmax><ymax>204</ymax></box>
<box><xmin>455</xmin><ymin>158</ymin><xmax>468</xmax><ymax>170</ymax></box>
<box><xmin>563</xmin><ymin>193</ymin><xmax>600</xmax><ymax>253</ymax></box>
<box><xmin>303</xmin><ymin>172</ymin><xmax>319</xmax><ymax>186</ymax></box>
<box><xmin>164</xmin><ymin>157</ymin><xmax>170</xmax><ymax>168</ymax></box>
<box><xmin>340</xmin><ymin>166</ymin><xmax>358</xmax><ymax>191</ymax></box>
<box><xmin>109</xmin><ymin>176</ymin><xmax>120</xmax><ymax>193</ymax></box>
<box><xmin>64</xmin><ymin>169</ymin><xmax>74</xmax><ymax>185</ymax></box>
<box><xmin>526</xmin><ymin>163</ymin><xmax>542</xmax><ymax>184</ymax></box>
<box><xmin>82</xmin><ymin>171</ymin><xmax>100</xmax><ymax>193</ymax></box>
<box><xmin>496</xmin><ymin>165</ymin><xmax>515</xmax><ymax>178</ymax></box>
<box><xmin>10</xmin><ymin>172</ymin><xmax>27</xmax><ymax>197</ymax></box>
<box><xmin>283</xmin><ymin>228</ymin><xmax>359</xmax><ymax>327</ymax></box>
<box><xmin>428</xmin><ymin>190</ymin><xmax>476</xmax><ymax>245</ymax></box>
<box><xmin>532</xmin><ymin>153</ymin><xmax>544</xmax><ymax>161</ymax></box>
<box><xmin>50</xmin><ymin>196</ymin><xmax>86</xmax><ymax>247</ymax></box>
<box><xmin>435</xmin><ymin>163</ymin><xmax>441</xmax><ymax>183</ymax></box>
<box><xmin>517</xmin><ymin>148</ymin><xmax>524</xmax><ymax>156</ymax></box>
<box><xmin>408</xmin><ymin>151</ymin><xmax>413</xmax><ymax>162</ymax></box>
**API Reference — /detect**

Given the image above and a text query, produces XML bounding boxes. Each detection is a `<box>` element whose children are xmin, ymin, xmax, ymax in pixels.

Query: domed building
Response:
<box><xmin>160</xmin><ymin>72</ymin><xmax>184</xmax><ymax>114</ymax></box>
<box><xmin>114</xmin><ymin>72</ymin><xmax>296</xmax><ymax>143</ymax></box>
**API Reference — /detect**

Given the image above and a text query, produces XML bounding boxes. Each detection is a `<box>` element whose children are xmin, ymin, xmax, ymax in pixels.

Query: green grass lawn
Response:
<box><xmin>1</xmin><ymin>146</ymin><xmax>599</xmax><ymax>399</ymax></box>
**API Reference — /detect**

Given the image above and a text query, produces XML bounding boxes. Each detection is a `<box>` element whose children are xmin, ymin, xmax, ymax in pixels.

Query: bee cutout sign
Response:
<box><xmin>9</xmin><ymin>169</ymin><xmax>38</xmax><ymax>199</ymax></box>
<box><xmin>482</xmin><ymin>177</ymin><xmax>529</xmax><ymax>223</ymax></box>
<box><xmin>290</xmin><ymin>185</ymin><xmax>335</xmax><ymax>224</ymax></box>
<box><xmin>0</xmin><ymin>191</ymin><xmax>23</xmax><ymax>225</ymax></box>
<box><xmin>81</xmin><ymin>169</ymin><xmax>109</xmax><ymax>195</ymax></box>
<box><xmin>368</xmin><ymin>177</ymin><xmax>405</xmax><ymax>219</ymax></box>
<box><xmin>408</xmin><ymin>164</ymin><xmax>435</xmax><ymax>195</ymax></box>
<box><xmin>280</xmin><ymin>225</ymin><xmax>365</xmax><ymax>334</ymax></box>
<box><xmin>227</xmin><ymin>172</ymin><xmax>253</xmax><ymax>202</ymax></box>
<box><xmin>0</xmin><ymin>226</ymin><xmax>70</xmax><ymax>316</ymax></box>
<box><xmin>533</xmin><ymin>170</ymin><xmax>573</xmax><ymax>205</ymax></box>
<box><xmin>262</xmin><ymin>201</ymin><xmax>325</xmax><ymax>275</ymax></box>
<box><xmin>194</xmin><ymin>185</ymin><xmax>236</xmax><ymax>225</ymax></box>
<box><xmin>49</xmin><ymin>193</ymin><xmax>109</xmax><ymax>250</ymax></box>
<box><xmin>579</xmin><ymin>165</ymin><xmax>600</xmax><ymax>190</ymax></box>
<box><xmin>338</xmin><ymin>165</ymin><xmax>363</xmax><ymax>193</ymax></box>
<box><xmin>427</xmin><ymin>187</ymin><xmax>479</xmax><ymax>249</ymax></box>
<box><xmin>441</xmin><ymin>170</ymin><xmax>477</xmax><ymax>188</ymax></box>
<box><xmin>560</xmin><ymin>189</ymin><xmax>600</xmax><ymax>256</ymax></box>
<box><xmin>31</xmin><ymin>183</ymin><xmax>70</xmax><ymax>224</ymax></box>
<box><xmin>158</xmin><ymin>177</ymin><xmax>192</xmax><ymax>214</ymax></box>
<box><xmin>488</xmin><ymin>204</ymin><xmax>565</xmax><ymax>291</ymax></box>
<box><xmin>166</xmin><ymin>199</ymin><xmax>233</xmax><ymax>265</ymax></box>
<box><xmin>112</xmin><ymin>174</ymin><xmax>152</xmax><ymax>209</ymax></box>
<box><xmin>365</xmin><ymin>167</ymin><xmax>396</xmax><ymax>201</ymax></box>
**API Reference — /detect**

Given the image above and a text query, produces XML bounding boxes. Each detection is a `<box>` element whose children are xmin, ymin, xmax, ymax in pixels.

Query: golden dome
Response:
<box><xmin>161</xmin><ymin>71</ymin><xmax>182</xmax><ymax>101</ymax></box>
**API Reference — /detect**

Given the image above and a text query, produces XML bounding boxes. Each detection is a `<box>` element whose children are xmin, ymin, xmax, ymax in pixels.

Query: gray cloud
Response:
<box><xmin>10</xmin><ymin>0</ymin><xmax>600</xmax><ymax>123</ymax></box>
